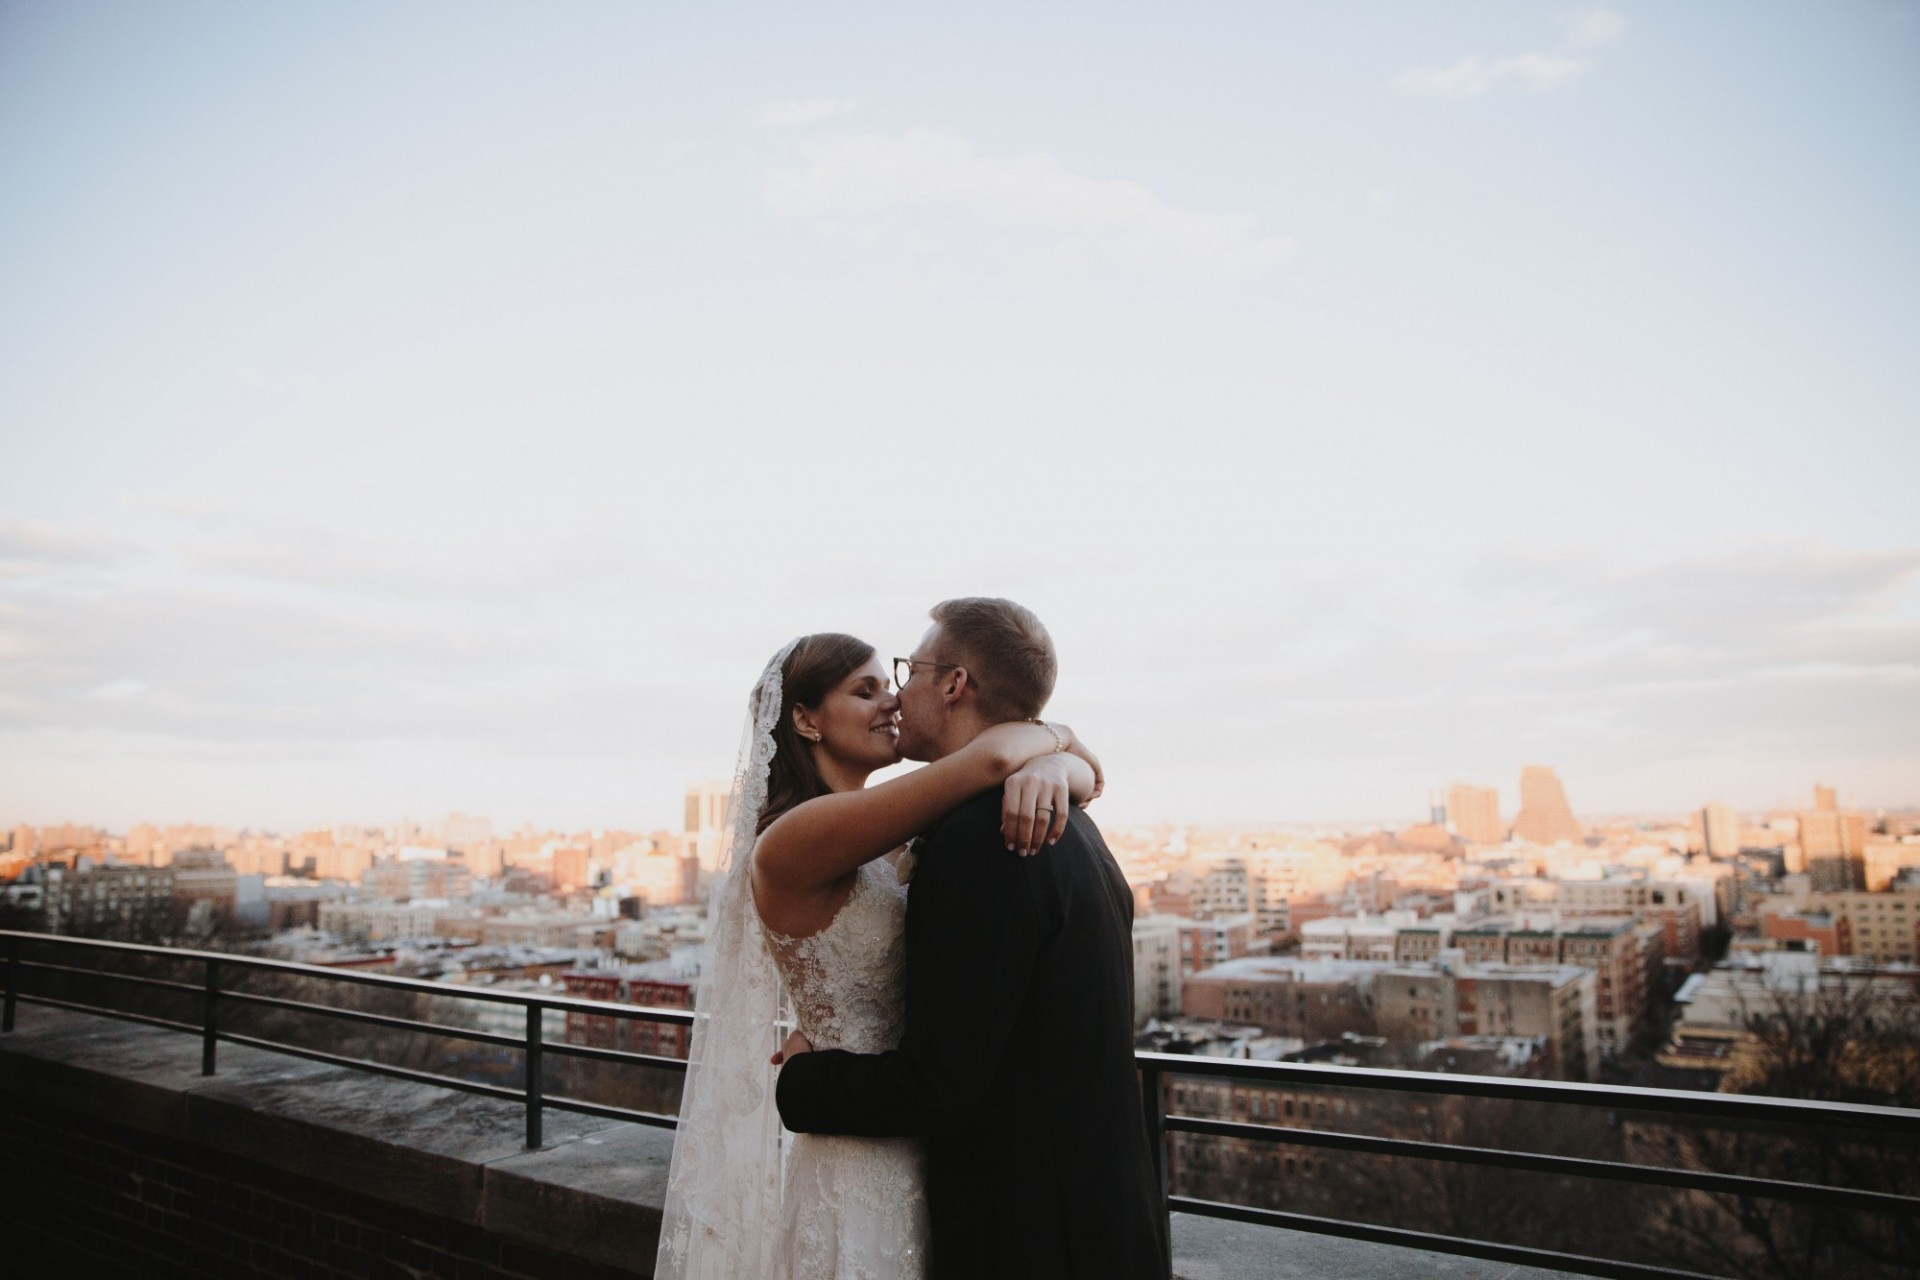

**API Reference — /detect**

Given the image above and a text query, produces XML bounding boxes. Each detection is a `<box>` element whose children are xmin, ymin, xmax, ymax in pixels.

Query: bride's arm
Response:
<box><xmin>754</xmin><ymin>720</ymin><xmax>1075</xmax><ymax>893</ymax></box>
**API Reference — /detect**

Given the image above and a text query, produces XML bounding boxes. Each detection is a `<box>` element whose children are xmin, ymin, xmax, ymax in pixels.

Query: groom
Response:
<box><xmin>776</xmin><ymin>597</ymin><xmax>1170</xmax><ymax>1279</ymax></box>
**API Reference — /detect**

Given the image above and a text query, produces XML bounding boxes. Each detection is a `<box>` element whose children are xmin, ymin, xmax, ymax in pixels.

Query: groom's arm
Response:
<box><xmin>776</xmin><ymin>799</ymin><xmax>1042</xmax><ymax>1137</ymax></box>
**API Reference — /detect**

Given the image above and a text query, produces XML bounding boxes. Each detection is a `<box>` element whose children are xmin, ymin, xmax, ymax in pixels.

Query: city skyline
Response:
<box><xmin>3</xmin><ymin>4</ymin><xmax>1917</xmax><ymax>830</ymax></box>
<box><xmin>6</xmin><ymin>771</ymin><xmax>1907</xmax><ymax>845</ymax></box>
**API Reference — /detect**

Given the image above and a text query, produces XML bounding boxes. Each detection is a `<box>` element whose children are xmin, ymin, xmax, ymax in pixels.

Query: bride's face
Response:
<box><xmin>807</xmin><ymin>655</ymin><xmax>902</xmax><ymax>770</ymax></box>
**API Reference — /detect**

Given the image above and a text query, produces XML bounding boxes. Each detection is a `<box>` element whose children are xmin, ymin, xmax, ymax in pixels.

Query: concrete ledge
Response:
<box><xmin>2</xmin><ymin>1005</ymin><xmax>1581</xmax><ymax>1280</ymax></box>
<box><xmin>484</xmin><ymin>1124</ymin><xmax>673</xmax><ymax>1270</ymax></box>
<box><xmin>0</xmin><ymin>1005</ymin><xmax>670</xmax><ymax>1274</ymax></box>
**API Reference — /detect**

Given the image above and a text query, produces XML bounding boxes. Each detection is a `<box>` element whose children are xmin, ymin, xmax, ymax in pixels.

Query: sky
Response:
<box><xmin>2</xmin><ymin>2</ymin><xmax>1917</xmax><ymax>833</ymax></box>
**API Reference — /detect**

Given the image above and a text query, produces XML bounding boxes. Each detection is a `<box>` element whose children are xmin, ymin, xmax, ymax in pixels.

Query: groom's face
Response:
<box><xmin>893</xmin><ymin>622</ymin><xmax>954</xmax><ymax>762</ymax></box>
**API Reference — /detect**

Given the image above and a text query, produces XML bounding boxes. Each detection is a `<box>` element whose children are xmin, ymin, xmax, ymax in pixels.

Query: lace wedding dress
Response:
<box><xmin>654</xmin><ymin>641</ymin><xmax>928</xmax><ymax>1280</ymax></box>
<box><xmin>765</xmin><ymin>855</ymin><xmax>929</xmax><ymax>1280</ymax></box>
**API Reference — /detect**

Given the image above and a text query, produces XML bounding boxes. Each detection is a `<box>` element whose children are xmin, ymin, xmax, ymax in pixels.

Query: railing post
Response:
<box><xmin>201</xmin><ymin>958</ymin><xmax>219</xmax><ymax>1075</ymax></box>
<box><xmin>3</xmin><ymin>935</ymin><xmax>18</xmax><ymax>1033</ymax></box>
<box><xmin>525</xmin><ymin>1002</ymin><xmax>544</xmax><ymax>1150</ymax></box>
<box><xmin>1141</xmin><ymin>1063</ymin><xmax>1171</xmax><ymax>1276</ymax></box>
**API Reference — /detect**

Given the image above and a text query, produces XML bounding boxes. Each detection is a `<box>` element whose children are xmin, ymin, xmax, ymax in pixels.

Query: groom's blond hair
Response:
<box><xmin>930</xmin><ymin>597</ymin><xmax>1056</xmax><ymax>723</ymax></box>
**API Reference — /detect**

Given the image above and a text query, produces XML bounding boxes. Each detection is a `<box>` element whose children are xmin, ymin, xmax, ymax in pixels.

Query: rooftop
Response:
<box><xmin>7</xmin><ymin>928</ymin><xmax>1916</xmax><ymax>1280</ymax></box>
<box><xmin>1</xmin><ymin>1004</ymin><xmax>1587</xmax><ymax>1280</ymax></box>
<box><xmin>1188</xmin><ymin>954</ymin><xmax>1390</xmax><ymax>982</ymax></box>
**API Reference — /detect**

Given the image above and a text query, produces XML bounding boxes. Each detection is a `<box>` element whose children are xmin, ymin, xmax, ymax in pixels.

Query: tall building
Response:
<box><xmin>1556</xmin><ymin>878</ymin><xmax>1703</xmax><ymax>960</ymax></box>
<box><xmin>1863</xmin><ymin>840</ymin><xmax>1920</xmax><ymax>892</ymax></box>
<box><xmin>612</xmin><ymin>837</ymin><xmax>690</xmax><ymax>907</ymax></box>
<box><xmin>309</xmin><ymin>832</ymin><xmax>374</xmax><ymax>883</ymax></box>
<box><xmin>170</xmin><ymin>849</ymin><xmax>239</xmax><ymax>919</ymax></box>
<box><xmin>1701</xmin><ymin>803</ymin><xmax>1740</xmax><ymax>857</ymax></box>
<box><xmin>1220</xmin><ymin>956</ymin><xmax>1601</xmax><ymax>1080</ymax></box>
<box><xmin>1148</xmin><ymin>913</ymin><xmax>1260</xmax><ymax>977</ymax></box>
<box><xmin>1554</xmin><ymin>918</ymin><xmax>1653</xmax><ymax>1057</ymax></box>
<box><xmin>1511</xmin><ymin>766</ymin><xmax>1583</xmax><ymax>846</ymax></box>
<box><xmin>363</xmin><ymin>854</ymin><xmax>473</xmax><ymax>902</ymax></box>
<box><xmin>1447</xmin><ymin>784</ymin><xmax>1504</xmax><ymax>845</ymax></box>
<box><xmin>1180</xmin><ymin>956</ymin><xmax>1379</xmax><ymax>1043</ymax></box>
<box><xmin>1453</xmin><ymin>963</ymin><xmax>1600</xmax><ymax>1080</ymax></box>
<box><xmin>36</xmin><ymin>824</ymin><xmax>105</xmax><ymax>855</ymax></box>
<box><xmin>1132</xmin><ymin>917</ymin><xmax>1181</xmax><ymax>1026</ymax></box>
<box><xmin>35</xmin><ymin>864</ymin><xmax>177</xmax><ymax>934</ymax></box>
<box><xmin>685</xmin><ymin>779</ymin><xmax>733</xmax><ymax>872</ymax></box>
<box><xmin>227</xmin><ymin>835</ymin><xmax>288</xmax><ymax>878</ymax></box>
<box><xmin>1808</xmin><ymin>892</ymin><xmax>1919</xmax><ymax>965</ymax></box>
<box><xmin>1799</xmin><ymin>787</ymin><xmax>1867</xmax><ymax>892</ymax></box>
<box><xmin>552</xmin><ymin>845</ymin><xmax>591</xmax><ymax>893</ymax></box>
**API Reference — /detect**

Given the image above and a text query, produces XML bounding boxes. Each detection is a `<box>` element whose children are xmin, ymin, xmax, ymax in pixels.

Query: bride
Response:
<box><xmin>654</xmin><ymin>633</ymin><xmax>1099</xmax><ymax>1280</ymax></box>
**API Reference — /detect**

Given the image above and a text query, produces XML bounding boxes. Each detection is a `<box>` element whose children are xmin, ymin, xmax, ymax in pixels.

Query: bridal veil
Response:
<box><xmin>654</xmin><ymin>639</ymin><xmax>799</xmax><ymax>1280</ymax></box>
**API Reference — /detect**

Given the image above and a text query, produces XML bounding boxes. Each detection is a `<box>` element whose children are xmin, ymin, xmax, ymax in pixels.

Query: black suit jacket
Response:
<box><xmin>775</xmin><ymin>792</ymin><xmax>1169</xmax><ymax>1280</ymax></box>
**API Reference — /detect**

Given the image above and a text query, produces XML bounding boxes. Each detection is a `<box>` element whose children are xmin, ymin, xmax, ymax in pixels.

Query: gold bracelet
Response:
<box><xmin>1029</xmin><ymin>719</ymin><xmax>1067</xmax><ymax>753</ymax></box>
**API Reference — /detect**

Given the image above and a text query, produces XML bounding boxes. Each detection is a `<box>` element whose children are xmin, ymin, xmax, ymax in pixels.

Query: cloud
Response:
<box><xmin>755</xmin><ymin>97</ymin><xmax>855</xmax><ymax>129</ymax></box>
<box><xmin>1070</xmin><ymin>541</ymin><xmax>1920</xmax><ymax>820</ymax></box>
<box><xmin>766</xmin><ymin>129</ymin><xmax>1295</xmax><ymax>274</ymax></box>
<box><xmin>0</xmin><ymin>515</ymin><xmax>128</xmax><ymax>577</ymax></box>
<box><xmin>1563</xmin><ymin>7</ymin><xmax>1630</xmax><ymax>50</ymax></box>
<box><xmin>1437</xmin><ymin>545</ymin><xmax>1920</xmax><ymax>770</ymax></box>
<box><xmin>0</xmin><ymin>515</ymin><xmax>125</xmax><ymax>564</ymax></box>
<box><xmin>1395</xmin><ymin>10</ymin><xmax>1625</xmax><ymax>100</ymax></box>
<box><xmin>6</xmin><ymin>503</ymin><xmax>1913</xmax><ymax>824</ymax></box>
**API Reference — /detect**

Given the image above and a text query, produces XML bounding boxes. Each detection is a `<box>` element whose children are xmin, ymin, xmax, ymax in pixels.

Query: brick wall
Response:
<box><xmin>0</xmin><ymin>1100</ymin><xmax>642</xmax><ymax>1280</ymax></box>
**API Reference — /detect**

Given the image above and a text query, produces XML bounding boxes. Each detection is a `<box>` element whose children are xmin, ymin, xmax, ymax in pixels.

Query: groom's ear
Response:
<box><xmin>942</xmin><ymin>667</ymin><xmax>972</xmax><ymax>709</ymax></box>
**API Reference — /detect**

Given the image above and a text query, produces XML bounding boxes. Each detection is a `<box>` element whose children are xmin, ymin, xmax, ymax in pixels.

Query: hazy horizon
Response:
<box><xmin>8</xmin><ymin>773</ymin><xmax>1912</xmax><ymax>846</ymax></box>
<box><xmin>4</xmin><ymin>4</ymin><xmax>1917</xmax><ymax>833</ymax></box>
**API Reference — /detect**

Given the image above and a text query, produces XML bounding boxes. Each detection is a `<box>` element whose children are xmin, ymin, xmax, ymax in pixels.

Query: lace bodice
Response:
<box><xmin>763</xmin><ymin>853</ymin><xmax>926</xmax><ymax>1280</ymax></box>
<box><xmin>764</xmin><ymin>855</ymin><xmax>911</xmax><ymax>1054</ymax></box>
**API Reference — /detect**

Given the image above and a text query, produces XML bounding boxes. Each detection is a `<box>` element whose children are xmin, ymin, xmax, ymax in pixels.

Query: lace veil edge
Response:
<box><xmin>653</xmin><ymin>638</ymin><xmax>799</xmax><ymax>1280</ymax></box>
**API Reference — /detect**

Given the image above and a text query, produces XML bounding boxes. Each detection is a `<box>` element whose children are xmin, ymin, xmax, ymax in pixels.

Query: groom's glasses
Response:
<box><xmin>894</xmin><ymin>657</ymin><xmax>967</xmax><ymax>689</ymax></box>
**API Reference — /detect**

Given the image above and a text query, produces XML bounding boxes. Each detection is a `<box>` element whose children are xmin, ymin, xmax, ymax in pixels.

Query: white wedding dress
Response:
<box><xmin>654</xmin><ymin>640</ymin><xmax>929</xmax><ymax>1280</ymax></box>
<box><xmin>763</xmin><ymin>854</ymin><xmax>930</xmax><ymax>1280</ymax></box>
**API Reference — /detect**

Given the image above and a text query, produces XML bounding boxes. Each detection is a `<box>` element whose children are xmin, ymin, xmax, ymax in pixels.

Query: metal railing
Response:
<box><xmin>1</xmin><ymin>929</ymin><xmax>691</xmax><ymax>1150</ymax></box>
<box><xmin>1136</xmin><ymin>1051</ymin><xmax>1920</xmax><ymax>1280</ymax></box>
<box><xmin>5</xmin><ymin>929</ymin><xmax>1918</xmax><ymax>1280</ymax></box>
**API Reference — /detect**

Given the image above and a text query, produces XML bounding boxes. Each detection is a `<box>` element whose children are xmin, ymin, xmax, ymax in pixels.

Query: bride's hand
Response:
<box><xmin>1035</xmin><ymin>720</ymin><xmax>1107</xmax><ymax>802</ymax></box>
<box><xmin>771</xmin><ymin>1028</ymin><xmax>813</xmax><ymax>1066</ymax></box>
<box><xmin>1002</xmin><ymin>755</ymin><xmax>1073</xmax><ymax>856</ymax></box>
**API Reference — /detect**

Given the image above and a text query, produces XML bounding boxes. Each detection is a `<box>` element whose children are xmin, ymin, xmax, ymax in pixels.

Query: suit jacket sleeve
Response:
<box><xmin>776</xmin><ymin>799</ymin><xmax>1041</xmax><ymax>1137</ymax></box>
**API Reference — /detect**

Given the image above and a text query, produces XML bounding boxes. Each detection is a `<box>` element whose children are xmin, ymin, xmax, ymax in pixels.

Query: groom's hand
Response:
<box><xmin>771</xmin><ymin>1028</ymin><xmax>814</xmax><ymax>1066</ymax></box>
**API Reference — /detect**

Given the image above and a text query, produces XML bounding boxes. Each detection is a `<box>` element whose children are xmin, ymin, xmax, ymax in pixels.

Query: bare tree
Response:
<box><xmin>1651</xmin><ymin>972</ymin><xmax>1920</xmax><ymax>1280</ymax></box>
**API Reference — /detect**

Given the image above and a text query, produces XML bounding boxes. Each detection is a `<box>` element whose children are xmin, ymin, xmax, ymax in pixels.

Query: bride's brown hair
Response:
<box><xmin>757</xmin><ymin>632</ymin><xmax>877</xmax><ymax>835</ymax></box>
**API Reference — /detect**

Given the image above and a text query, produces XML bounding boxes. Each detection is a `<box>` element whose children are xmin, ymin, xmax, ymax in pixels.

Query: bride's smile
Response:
<box><xmin>791</xmin><ymin>655</ymin><xmax>904</xmax><ymax>777</ymax></box>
